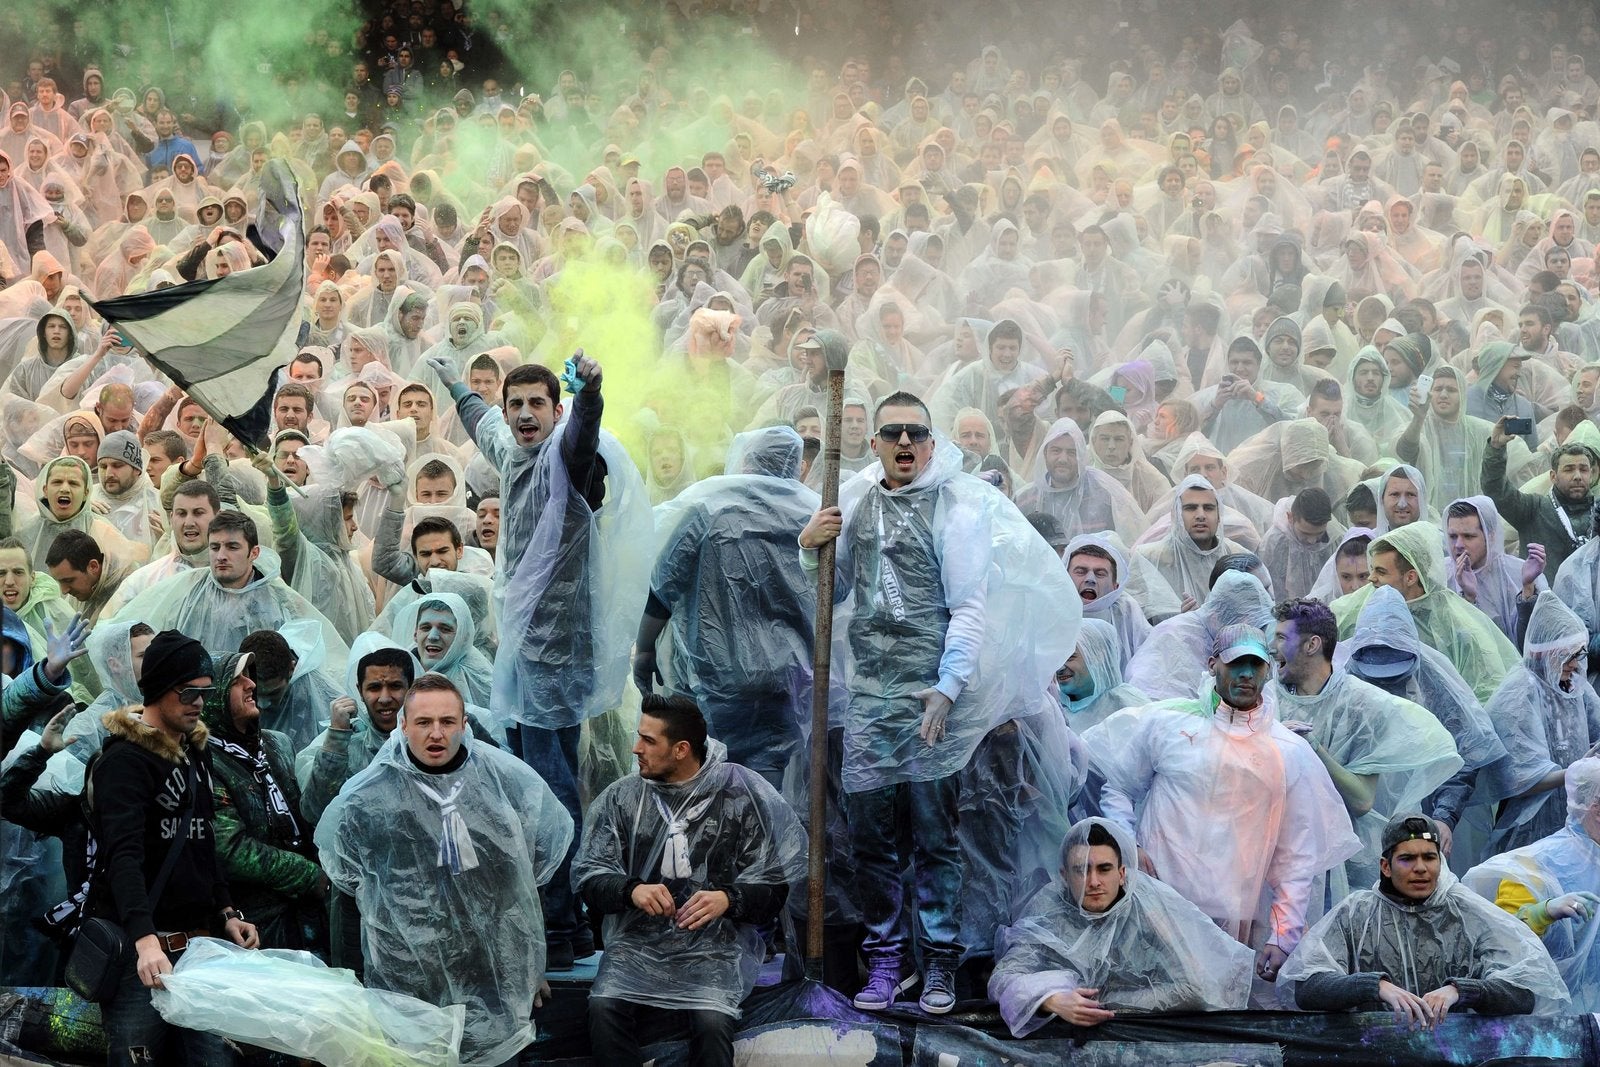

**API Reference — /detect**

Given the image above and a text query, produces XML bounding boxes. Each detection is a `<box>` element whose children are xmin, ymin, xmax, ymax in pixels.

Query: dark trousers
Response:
<box><xmin>845</xmin><ymin>773</ymin><xmax>964</xmax><ymax>968</ymax></box>
<box><xmin>512</xmin><ymin>722</ymin><xmax>583</xmax><ymax>941</ymax></box>
<box><xmin>588</xmin><ymin>995</ymin><xmax>735</xmax><ymax>1067</ymax></box>
<box><xmin>102</xmin><ymin>950</ymin><xmax>239</xmax><ymax>1066</ymax></box>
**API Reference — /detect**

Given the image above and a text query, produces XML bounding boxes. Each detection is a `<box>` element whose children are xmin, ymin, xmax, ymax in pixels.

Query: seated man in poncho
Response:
<box><xmin>1281</xmin><ymin>813</ymin><xmax>1568</xmax><ymax>1022</ymax></box>
<box><xmin>988</xmin><ymin>817</ymin><xmax>1253</xmax><ymax>1035</ymax></box>
<box><xmin>574</xmin><ymin>695</ymin><xmax>803</xmax><ymax>1067</ymax></box>
<box><xmin>1466</xmin><ymin>757</ymin><xmax>1600</xmax><ymax>1012</ymax></box>
<box><xmin>316</xmin><ymin>674</ymin><xmax>572</xmax><ymax>1067</ymax></box>
<box><xmin>1482</xmin><ymin>591</ymin><xmax>1600</xmax><ymax>854</ymax></box>
<box><xmin>109</xmin><ymin>510</ymin><xmax>349</xmax><ymax>678</ymax></box>
<box><xmin>1331</xmin><ymin>521</ymin><xmax>1520</xmax><ymax>705</ymax></box>
<box><xmin>1082</xmin><ymin>623</ymin><xmax>1360</xmax><ymax>986</ymax></box>
<box><xmin>1135</xmin><ymin>474</ymin><xmax>1250</xmax><ymax>609</ymax></box>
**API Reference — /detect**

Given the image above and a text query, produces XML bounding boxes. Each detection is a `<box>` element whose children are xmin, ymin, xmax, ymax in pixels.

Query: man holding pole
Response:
<box><xmin>799</xmin><ymin>381</ymin><xmax>1080</xmax><ymax>1013</ymax></box>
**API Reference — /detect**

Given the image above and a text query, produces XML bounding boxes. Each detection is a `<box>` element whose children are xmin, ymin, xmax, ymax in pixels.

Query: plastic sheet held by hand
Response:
<box><xmin>151</xmin><ymin>936</ymin><xmax>466</xmax><ymax>1067</ymax></box>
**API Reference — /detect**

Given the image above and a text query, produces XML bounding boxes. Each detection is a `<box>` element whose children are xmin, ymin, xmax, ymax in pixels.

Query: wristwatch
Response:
<box><xmin>221</xmin><ymin>908</ymin><xmax>246</xmax><ymax>924</ymax></box>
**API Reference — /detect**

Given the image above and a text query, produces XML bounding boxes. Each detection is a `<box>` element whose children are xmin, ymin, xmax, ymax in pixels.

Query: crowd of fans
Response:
<box><xmin>4</xmin><ymin>0</ymin><xmax>1600</xmax><ymax>1064</ymax></box>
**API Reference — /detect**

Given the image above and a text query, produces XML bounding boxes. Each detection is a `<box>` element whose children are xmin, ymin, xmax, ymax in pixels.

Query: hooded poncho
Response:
<box><xmin>988</xmin><ymin>818</ymin><xmax>1254</xmax><ymax>1036</ymax></box>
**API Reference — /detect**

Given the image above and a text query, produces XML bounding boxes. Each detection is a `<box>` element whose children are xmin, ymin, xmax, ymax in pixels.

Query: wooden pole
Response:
<box><xmin>804</xmin><ymin>346</ymin><xmax>847</xmax><ymax>980</ymax></box>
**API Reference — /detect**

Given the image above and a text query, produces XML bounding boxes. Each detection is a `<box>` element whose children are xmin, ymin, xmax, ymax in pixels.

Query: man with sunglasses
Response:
<box><xmin>797</xmin><ymin>391</ymin><xmax>996</xmax><ymax>1015</ymax></box>
<box><xmin>86</xmin><ymin>630</ymin><xmax>259</xmax><ymax>1065</ymax></box>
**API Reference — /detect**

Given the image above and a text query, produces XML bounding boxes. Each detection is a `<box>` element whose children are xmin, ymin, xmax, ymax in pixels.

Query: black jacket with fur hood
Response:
<box><xmin>84</xmin><ymin>707</ymin><xmax>234</xmax><ymax>942</ymax></box>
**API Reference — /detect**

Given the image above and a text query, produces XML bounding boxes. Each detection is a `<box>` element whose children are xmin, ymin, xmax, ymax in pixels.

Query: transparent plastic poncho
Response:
<box><xmin>988</xmin><ymin>818</ymin><xmax>1254</xmax><ymax>1037</ymax></box>
<box><xmin>1553</xmin><ymin>535</ymin><xmax>1600</xmax><ymax>684</ymax></box>
<box><xmin>1134</xmin><ymin>474</ymin><xmax>1245</xmax><ymax>607</ymax></box>
<box><xmin>62</xmin><ymin>619</ymin><xmax>144</xmax><ymax>761</ymax></box>
<box><xmin>316</xmin><ymin>732</ymin><xmax>573</xmax><ymax>1067</ymax></box>
<box><xmin>1330</xmin><ymin>521</ymin><xmax>1520</xmax><ymax>705</ymax></box>
<box><xmin>1482</xmin><ymin>591</ymin><xmax>1600</xmax><ymax>853</ymax></box>
<box><xmin>151</xmin><ymin>936</ymin><xmax>465</xmax><ymax>1067</ymax></box>
<box><xmin>571</xmin><ymin>741</ymin><xmax>806</xmax><ymax>1016</ymax></box>
<box><xmin>284</xmin><ymin>482</ymin><xmax>376</xmax><ymax>644</ymax></box>
<box><xmin>483</xmin><ymin>405</ymin><xmax>652</xmax><ymax>729</ymax></box>
<box><xmin>375</xmin><ymin>569</ymin><xmax>499</xmax><ymax>660</ymax></box>
<box><xmin>1080</xmin><ymin>683</ymin><xmax>1362</xmax><ymax>952</ymax></box>
<box><xmin>1464</xmin><ymin>758</ymin><xmax>1600</xmax><ymax>1011</ymax></box>
<box><xmin>109</xmin><ymin>549</ymin><xmax>350</xmax><ymax>681</ymax></box>
<box><xmin>830</xmin><ymin>437</ymin><xmax>1081</xmax><ymax>791</ymax></box>
<box><xmin>649</xmin><ymin>427</ymin><xmax>820</xmax><ymax>764</ymax></box>
<box><xmin>1274</xmin><ymin>670</ymin><xmax>1463</xmax><ymax>891</ymax></box>
<box><xmin>390</xmin><ymin>590</ymin><xmax>494</xmax><ymax>709</ymax></box>
<box><xmin>1279</xmin><ymin>865</ymin><xmax>1571</xmax><ymax>1015</ymax></box>
<box><xmin>1125</xmin><ymin>570</ymin><xmax>1273</xmax><ymax>701</ymax></box>
<box><xmin>261</xmin><ymin>617</ymin><xmax>349</xmax><ymax>751</ymax></box>
<box><xmin>1058</xmin><ymin>617</ymin><xmax>1149</xmax><ymax>733</ymax></box>
<box><xmin>1015</xmin><ymin>418</ymin><xmax>1147</xmax><ymax>543</ymax></box>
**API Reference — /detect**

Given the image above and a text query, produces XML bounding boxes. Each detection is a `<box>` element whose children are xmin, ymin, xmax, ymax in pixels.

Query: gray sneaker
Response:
<box><xmin>918</xmin><ymin>963</ymin><xmax>956</xmax><ymax>1014</ymax></box>
<box><xmin>853</xmin><ymin>964</ymin><xmax>918</xmax><ymax>1011</ymax></box>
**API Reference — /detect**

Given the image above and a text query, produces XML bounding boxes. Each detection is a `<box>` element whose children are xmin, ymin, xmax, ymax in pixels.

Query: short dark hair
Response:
<box><xmin>988</xmin><ymin>319</ymin><xmax>1024</xmax><ymax>349</ymax></box>
<box><xmin>1552</xmin><ymin>441</ymin><xmax>1598</xmax><ymax>475</ymax></box>
<box><xmin>1307</xmin><ymin>378</ymin><xmax>1342</xmax><ymax>404</ymax></box>
<box><xmin>640</xmin><ymin>692</ymin><xmax>708</xmax><ymax>764</ymax></box>
<box><xmin>1345</xmin><ymin>482</ymin><xmax>1375</xmax><ymax>516</ymax></box>
<box><xmin>291</xmin><ymin>350</ymin><xmax>325</xmax><ymax>374</ymax></box>
<box><xmin>405</xmin><ymin>671</ymin><xmax>465</xmax><ymax>713</ymax></box>
<box><xmin>1337</xmin><ymin>533</ymin><xmax>1372</xmax><ymax>561</ymax></box>
<box><xmin>411</xmin><ymin>515</ymin><xmax>463</xmax><ymax>551</ymax></box>
<box><xmin>1445</xmin><ymin>500</ymin><xmax>1481</xmax><ymax>523</ymax></box>
<box><xmin>1519</xmin><ymin>303</ymin><xmax>1553</xmax><ymax>329</ymax></box>
<box><xmin>388</xmin><ymin>192</ymin><xmax>416</xmax><ymax>215</ymax></box>
<box><xmin>208</xmin><ymin>509</ymin><xmax>258</xmax><ymax>549</ymax></box>
<box><xmin>874</xmin><ymin>390</ymin><xmax>930</xmax><ymax>425</ymax></box>
<box><xmin>415</xmin><ymin>458</ymin><xmax>455</xmax><ymax>485</ymax></box>
<box><xmin>1272</xmin><ymin>597</ymin><xmax>1337</xmax><ymax>661</ymax></box>
<box><xmin>172</xmin><ymin>479</ymin><xmax>221</xmax><ymax>511</ymax></box>
<box><xmin>1184</xmin><ymin>303</ymin><xmax>1222</xmax><ymax>335</ymax></box>
<box><xmin>45</xmin><ymin>529</ymin><xmax>102</xmax><ymax>569</ymax></box>
<box><xmin>468</xmin><ymin>353</ymin><xmax>502</xmax><ymax>377</ymax></box>
<box><xmin>1392</xmin><ymin>306</ymin><xmax>1425</xmax><ymax>334</ymax></box>
<box><xmin>1065</xmin><ymin>542</ymin><xmax>1118</xmax><ymax>581</ymax></box>
<box><xmin>142</xmin><ymin>429</ymin><xmax>189</xmax><ymax>462</ymax></box>
<box><xmin>358</xmin><ymin>646</ymin><xmax>415</xmax><ymax>688</ymax></box>
<box><xmin>274</xmin><ymin>381</ymin><xmax>315</xmax><ymax>410</ymax></box>
<box><xmin>503</xmin><ymin>363</ymin><xmax>560</xmax><ymax>407</ymax></box>
<box><xmin>1290</xmin><ymin>487</ymin><xmax>1333</xmax><ymax>526</ymax></box>
<box><xmin>1063</xmin><ymin>821</ymin><xmax>1123</xmax><ymax>864</ymax></box>
<box><xmin>1209</xmin><ymin>552</ymin><xmax>1263</xmax><ymax>589</ymax></box>
<box><xmin>240</xmin><ymin>629</ymin><xmax>297</xmax><ymax>683</ymax></box>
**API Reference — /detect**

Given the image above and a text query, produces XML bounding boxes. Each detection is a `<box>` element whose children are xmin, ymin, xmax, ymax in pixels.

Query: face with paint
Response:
<box><xmin>412</xmin><ymin>604</ymin><xmax>458</xmax><ymax>668</ymax></box>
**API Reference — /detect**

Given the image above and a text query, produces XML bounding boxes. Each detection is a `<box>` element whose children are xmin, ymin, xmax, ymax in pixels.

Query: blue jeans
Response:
<box><xmin>845</xmin><ymin>773</ymin><xmax>964</xmax><ymax>968</ymax></box>
<box><xmin>102</xmin><ymin>950</ymin><xmax>239</xmax><ymax>1066</ymax></box>
<box><xmin>512</xmin><ymin>722</ymin><xmax>583</xmax><ymax>942</ymax></box>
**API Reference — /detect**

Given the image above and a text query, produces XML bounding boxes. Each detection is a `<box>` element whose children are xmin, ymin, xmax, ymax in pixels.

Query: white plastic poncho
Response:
<box><xmin>390</xmin><ymin>590</ymin><xmax>494</xmax><ymax>709</ymax></box>
<box><xmin>109</xmin><ymin>551</ymin><xmax>350</xmax><ymax>679</ymax></box>
<box><xmin>987</xmin><ymin>818</ymin><xmax>1254</xmax><ymax>1037</ymax></box>
<box><xmin>285</xmin><ymin>482</ymin><xmax>376</xmax><ymax>643</ymax></box>
<box><xmin>151</xmin><ymin>936</ymin><xmax>465</xmax><ymax>1067</ymax></box>
<box><xmin>1057</xmin><ymin>618</ymin><xmax>1149</xmax><ymax>733</ymax></box>
<box><xmin>1278</xmin><ymin>866</ymin><xmax>1571</xmax><ymax>1015</ymax></box>
<box><xmin>1014</xmin><ymin>418</ymin><xmax>1147</xmax><ymax>543</ymax></box>
<box><xmin>649</xmin><ymin>428</ymin><xmax>821</xmax><ymax>767</ymax></box>
<box><xmin>1445</xmin><ymin>496</ymin><xmax>1544</xmax><ymax>643</ymax></box>
<box><xmin>1483</xmin><ymin>591</ymin><xmax>1600</xmax><ymax>853</ymax></box>
<box><xmin>1134</xmin><ymin>474</ymin><xmax>1249</xmax><ymax>607</ymax></box>
<box><xmin>316</xmin><ymin>732</ymin><xmax>573</xmax><ymax>1067</ymax></box>
<box><xmin>478</xmin><ymin>399</ymin><xmax>652</xmax><ymax>729</ymax></box>
<box><xmin>1081</xmin><ymin>682</ymin><xmax>1362</xmax><ymax>952</ymax></box>
<box><xmin>1330</xmin><ymin>521</ymin><xmax>1520</xmax><ymax>705</ymax></box>
<box><xmin>823</xmin><ymin>437</ymin><xmax>1081</xmax><ymax>791</ymax></box>
<box><xmin>1552</xmin><ymin>533</ymin><xmax>1600</xmax><ymax>684</ymax></box>
<box><xmin>1273</xmin><ymin>670</ymin><xmax>1463</xmax><ymax>890</ymax></box>
<box><xmin>61</xmin><ymin>618</ymin><xmax>143</xmax><ymax>761</ymax></box>
<box><xmin>1125</xmin><ymin>571</ymin><xmax>1274</xmax><ymax>700</ymax></box>
<box><xmin>1061</xmin><ymin>533</ymin><xmax>1178</xmax><ymax>670</ymax></box>
<box><xmin>570</xmin><ymin>740</ymin><xmax>806</xmax><ymax>1016</ymax></box>
<box><xmin>1464</xmin><ymin>758</ymin><xmax>1600</xmax><ymax>1011</ymax></box>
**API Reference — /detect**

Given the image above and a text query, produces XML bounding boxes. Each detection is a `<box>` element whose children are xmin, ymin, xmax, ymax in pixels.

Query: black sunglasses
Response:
<box><xmin>876</xmin><ymin>423</ymin><xmax>932</xmax><ymax>443</ymax></box>
<box><xmin>177</xmin><ymin>685</ymin><xmax>217</xmax><ymax>705</ymax></box>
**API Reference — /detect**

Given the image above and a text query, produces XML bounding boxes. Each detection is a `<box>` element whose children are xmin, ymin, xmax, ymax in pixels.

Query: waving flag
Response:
<box><xmin>89</xmin><ymin>160</ymin><xmax>306</xmax><ymax>446</ymax></box>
